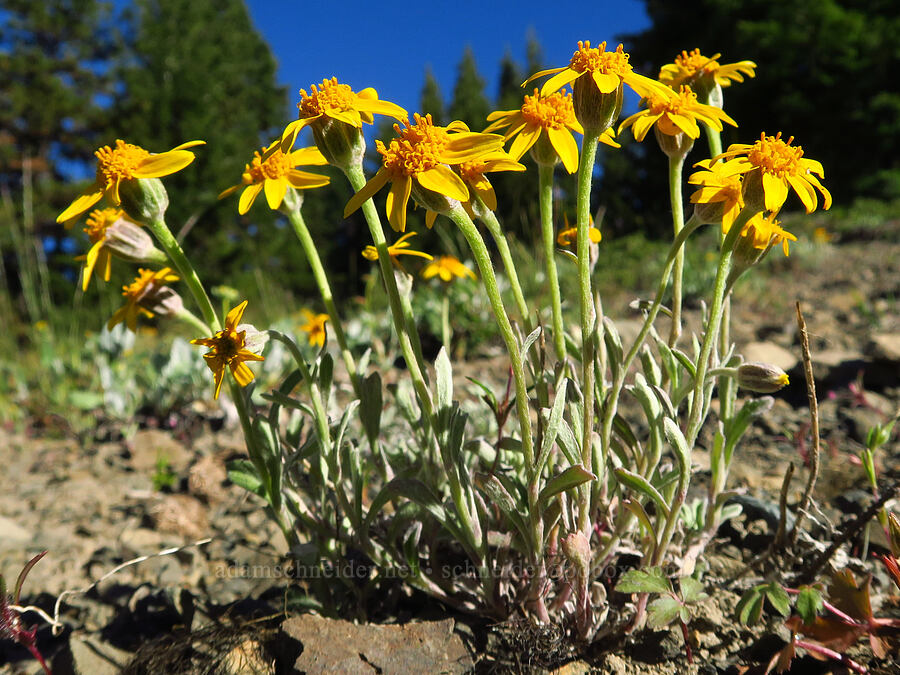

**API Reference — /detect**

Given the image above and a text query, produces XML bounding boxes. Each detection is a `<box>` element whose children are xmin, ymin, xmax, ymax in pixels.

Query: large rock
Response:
<box><xmin>280</xmin><ymin>615</ymin><xmax>473</xmax><ymax>674</ymax></box>
<box><xmin>741</xmin><ymin>341</ymin><xmax>799</xmax><ymax>372</ymax></box>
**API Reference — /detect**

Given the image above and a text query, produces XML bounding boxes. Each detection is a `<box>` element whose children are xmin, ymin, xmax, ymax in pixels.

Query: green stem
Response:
<box><xmin>282</xmin><ymin>193</ymin><xmax>360</xmax><ymax>398</ymax></box>
<box><xmin>146</xmin><ymin>217</ymin><xmax>218</xmax><ymax>330</ymax></box>
<box><xmin>685</xmin><ymin>208</ymin><xmax>755</xmax><ymax>447</ymax></box>
<box><xmin>448</xmin><ymin>206</ymin><xmax>533</xmax><ymax>467</ymax></box>
<box><xmin>575</xmin><ymin>128</ymin><xmax>601</xmax><ymax>534</ymax></box>
<box><xmin>174</xmin><ymin>307</ymin><xmax>211</xmax><ymax>336</ymax></box>
<box><xmin>537</xmin><ymin>164</ymin><xmax>566</xmax><ymax>361</ymax></box>
<box><xmin>342</xmin><ymin>163</ymin><xmax>434</xmax><ymax>418</ymax></box>
<box><xmin>479</xmin><ymin>207</ymin><xmax>532</xmax><ymax>333</ymax></box>
<box><xmin>667</xmin><ymin>153</ymin><xmax>686</xmax><ymax>347</ymax></box>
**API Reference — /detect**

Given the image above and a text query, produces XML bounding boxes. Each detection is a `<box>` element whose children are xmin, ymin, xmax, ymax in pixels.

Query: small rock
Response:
<box><xmin>126</xmin><ymin>429</ymin><xmax>192</xmax><ymax>474</ymax></box>
<box><xmin>281</xmin><ymin>615</ymin><xmax>473</xmax><ymax>675</ymax></box>
<box><xmin>551</xmin><ymin>660</ymin><xmax>592</xmax><ymax>674</ymax></box>
<box><xmin>741</xmin><ymin>341</ymin><xmax>799</xmax><ymax>373</ymax></box>
<box><xmin>869</xmin><ymin>332</ymin><xmax>900</xmax><ymax>362</ymax></box>
<box><xmin>55</xmin><ymin>636</ymin><xmax>131</xmax><ymax>675</ymax></box>
<box><xmin>0</xmin><ymin>516</ymin><xmax>31</xmax><ymax>550</ymax></box>
<box><xmin>189</xmin><ymin>453</ymin><xmax>229</xmax><ymax>504</ymax></box>
<box><xmin>148</xmin><ymin>494</ymin><xmax>209</xmax><ymax>539</ymax></box>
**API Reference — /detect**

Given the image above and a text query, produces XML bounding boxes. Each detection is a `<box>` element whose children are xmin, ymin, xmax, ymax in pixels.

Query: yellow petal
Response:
<box><xmin>539</xmin><ymin>68</ymin><xmax>579</xmax><ymax>97</ymax></box>
<box><xmin>787</xmin><ymin>174</ymin><xmax>817</xmax><ymax>213</ymax></box>
<box><xmin>523</xmin><ymin>65</ymin><xmax>566</xmax><ymax>87</ymax></box>
<box><xmin>230</xmin><ymin>361</ymin><xmax>256</xmax><ymax>387</ymax></box>
<box><xmin>264</xmin><ymin>176</ymin><xmax>288</xmax><ymax>210</ymax></box>
<box><xmin>417</xmin><ymin>165</ymin><xmax>469</xmax><ymax>201</ymax></box>
<box><xmin>343</xmin><ymin>168</ymin><xmax>389</xmax><ymax>218</ymax></box>
<box><xmin>547</xmin><ymin>127</ymin><xmax>579</xmax><ymax>174</ymax></box>
<box><xmin>57</xmin><ymin>188</ymin><xmax>104</xmax><ymax>223</ymax></box>
<box><xmin>358</xmin><ymin>98</ymin><xmax>407</xmax><ymax>120</ymax></box>
<box><xmin>289</xmin><ymin>146</ymin><xmax>328</xmax><ymax>166</ymax></box>
<box><xmin>218</xmin><ymin>184</ymin><xmax>241</xmax><ymax>200</ymax></box>
<box><xmin>133</xmin><ymin>150</ymin><xmax>196</xmax><ymax>178</ymax></box>
<box><xmin>226</xmin><ymin>300</ymin><xmax>249</xmax><ymax>328</ymax></box>
<box><xmin>212</xmin><ymin>367</ymin><xmax>226</xmax><ymax>400</ymax></box>
<box><xmin>238</xmin><ymin>183</ymin><xmax>263</xmax><ymax>215</ymax></box>
<box><xmin>508</xmin><ymin>125</ymin><xmax>541</xmax><ymax>161</ymax></box>
<box><xmin>287</xmin><ymin>170</ymin><xmax>330</xmax><ymax>189</ymax></box>
<box><xmin>386</xmin><ymin>176</ymin><xmax>412</xmax><ymax>232</ymax></box>
<box><xmin>591</xmin><ymin>71</ymin><xmax>620</xmax><ymax>94</ymax></box>
<box><xmin>328</xmin><ymin>107</ymin><xmax>363</xmax><ymax>127</ymax></box>
<box><xmin>762</xmin><ymin>173</ymin><xmax>789</xmax><ymax>212</ymax></box>
<box><xmin>170</xmin><ymin>140</ymin><xmax>206</xmax><ymax>151</ymax></box>
<box><xmin>425</xmin><ymin>210</ymin><xmax>438</xmax><ymax>229</ymax></box>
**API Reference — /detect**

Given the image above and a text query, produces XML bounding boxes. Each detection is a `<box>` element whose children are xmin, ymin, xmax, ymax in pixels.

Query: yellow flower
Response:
<box><xmin>343</xmin><ymin>113</ymin><xmax>505</xmax><ymax>232</ymax></box>
<box><xmin>740</xmin><ymin>212</ymin><xmax>798</xmax><ymax>256</ymax></box>
<box><xmin>659</xmin><ymin>49</ymin><xmax>756</xmax><ymax>91</ymax></box>
<box><xmin>299</xmin><ymin>309</ymin><xmax>329</xmax><ymax>348</ymax></box>
<box><xmin>219</xmin><ymin>141</ymin><xmax>330</xmax><ymax>214</ymax></box>
<box><xmin>619</xmin><ymin>85</ymin><xmax>737</xmax><ymax>142</ymax></box>
<box><xmin>107</xmin><ymin>267</ymin><xmax>179</xmax><ymax>332</ymax></box>
<box><xmin>362</xmin><ymin>231</ymin><xmax>433</xmax><ymax>264</ymax></box>
<box><xmin>421</xmin><ymin>256</ymin><xmax>476</xmax><ymax>282</ymax></box>
<box><xmin>57</xmin><ymin>139</ymin><xmax>205</xmax><ymax>223</ymax></box>
<box><xmin>557</xmin><ymin>214</ymin><xmax>601</xmax><ymax>247</ymax></box>
<box><xmin>454</xmin><ymin>150</ymin><xmax>525</xmax><ymax>213</ymax></box>
<box><xmin>191</xmin><ymin>301</ymin><xmax>265</xmax><ymax>400</ymax></box>
<box><xmin>76</xmin><ymin>208</ymin><xmax>129</xmax><ymax>290</ymax></box>
<box><xmin>688</xmin><ymin>158</ymin><xmax>746</xmax><ymax>231</ymax></box>
<box><xmin>277</xmin><ymin>77</ymin><xmax>407</xmax><ymax>154</ymax></box>
<box><xmin>714</xmin><ymin>132</ymin><xmax>831</xmax><ymax>213</ymax></box>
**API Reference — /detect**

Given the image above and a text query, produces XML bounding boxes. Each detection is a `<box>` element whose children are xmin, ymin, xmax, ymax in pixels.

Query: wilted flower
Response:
<box><xmin>107</xmin><ymin>267</ymin><xmax>180</xmax><ymax>331</ymax></box>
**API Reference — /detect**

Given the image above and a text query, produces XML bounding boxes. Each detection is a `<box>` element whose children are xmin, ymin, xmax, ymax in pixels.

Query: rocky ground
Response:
<box><xmin>1</xmin><ymin>224</ymin><xmax>899</xmax><ymax>674</ymax></box>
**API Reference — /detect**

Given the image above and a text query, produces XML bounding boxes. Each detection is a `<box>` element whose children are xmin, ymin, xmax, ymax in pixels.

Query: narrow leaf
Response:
<box><xmin>538</xmin><ymin>464</ymin><xmax>596</xmax><ymax>506</ymax></box>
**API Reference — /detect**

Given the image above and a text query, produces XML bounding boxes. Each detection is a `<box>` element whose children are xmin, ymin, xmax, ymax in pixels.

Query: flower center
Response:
<box><xmin>297</xmin><ymin>77</ymin><xmax>356</xmax><ymax>118</ymax></box>
<box><xmin>378</xmin><ymin>114</ymin><xmax>448</xmax><ymax>177</ymax></box>
<box><xmin>674</xmin><ymin>49</ymin><xmax>721</xmax><ymax>77</ymax></box>
<box><xmin>747</xmin><ymin>133</ymin><xmax>805</xmax><ymax>177</ymax></box>
<box><xmin>245</xmin><ymin>147</ymin><xmax>293</xmax><ymax>183</ymax></box>
<box><xmin>521</xmin><ymin>90</ymin><xmax>577</xmax><ymax>130</ymax></box>
<box><xmin>646</xmin><ymin>86</ymin><xmax>697</xmax><ymax>115</ymax></box>
<box><xmin>122</xmin><ymin>268</ymin><xmax>158</xmax><ymax>302</ymax></box>
<box><xmin>84</xmin><ymin>208</ymin><xmax>122</xmax><ymax>243</ymax></box>
<box><xmin>456</xmin><ymin>159</ymin><xmax>488</xmax><ymax>183</ymax></box>
<box><xmin>95</xmin><ymin>140</ymin><xmax>150</xmax><ymax>183</ymax></box>
<box><xmin>568</xmin><ymin>41</ymin><xmax>632</xmax><ymax>78</ymax></box>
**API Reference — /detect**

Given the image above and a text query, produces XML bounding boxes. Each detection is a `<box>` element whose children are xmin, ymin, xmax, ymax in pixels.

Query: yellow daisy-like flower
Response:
<box><xmin>619</xmin><ymin>85</ymin><xmax>737</xmax><ymax>142</ymax></box>
<box><xmin>107</xmin><ymin>267</ymin><xmax>179</xmax><ymax>332</ymax></box>
<box><xmin>740</xmin><ymin>211</ymin><xmax>798</xmax><ymax>256</ymax></box>
<box><xmin>421</xmin><ymin>255</ymin><xmax>476</xmax><ymax>283</ymax></box>
<box><xmin>454</xmin><ymin>151</ymin><xmax>525</xmax><ymax>213</ymax></box>
<box><xmin>191</xmin><ymin>301</ymin><xmax>265</xmax><ymax>400</ymax></box>
<box><xmin>299</xmin><ymin>309</ymin><xmax>329</xmax><ymax>348</ymax></box>
<box><xmin>277</xmin><ymin>77</ymin><xmax>407</xmax><ymax>154</ymax></box>
<box><xmin>527</xmin><ymin>40</ymin><xmax>671</xmax><ymax>103</ymax></box>
<box><xmin>556</xmin><ymin>214</ymin><xmax>601</xmax><ymax>247</ymax></box>
<box><xmin>659</xmin><ymin>49</ymin><xmax>757</xmax><ymax>91</ymax></box>
<box><xmin>76</xmin><ymin>208</ymin><xmax>128</xmax><ymax>290</ymax></box>
<box><xmin>714</xmin><ymin>132</ymin><xmax>831</xmax><ymax>214</ymax></box>
<box><xmin>57</xmin><ymin>139</ymin><xmax>205</xmax><ymax>223</ymax></box>
<box><xmin>362</xmin><ymin>231</ymin><xmax>433</xmax><ymax>264</ymax></box>
<box><xmin>343</xmin><ymin>113</ymin><xmax>505</xmax><ymax>232</ymax></box>
<box><xmin>219</xmin><ymin>141</ymin><xmax>330</xmax><ymax>215</ymax></box>
<box><xmin>688</xmin><ymin>158</ymin><xmax>746</xmax><ymax>231</ymax></box>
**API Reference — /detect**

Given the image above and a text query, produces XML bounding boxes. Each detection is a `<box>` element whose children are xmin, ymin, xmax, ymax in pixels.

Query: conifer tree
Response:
<box><xmin>448</xmin><ymin>47</ymin><xmax>491</xmax><ymax>131</ymax></box>
<box><xmin>420</xmin><ymin>67</ymin><xmax>446</xmax><ymax>125</ymax></box>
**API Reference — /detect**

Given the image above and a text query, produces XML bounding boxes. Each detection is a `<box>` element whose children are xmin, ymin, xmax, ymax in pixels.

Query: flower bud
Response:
<box><xmin>143</xmin><ymin>285</ymin><xmax>184</xmax><ymax>318</ymax></box>
<box><xmin>740</xmin><ymin>168</ymin><xmax>766</xmax><ymax>213</ymax></box>
<box><xmin>411</xmin><ymin>181</ymin><xmax>461</xmax><ymax>218</ymax></box>
<box><xmin>736</xmin><ymin>362</ymin><xmax>790</xmax><ymax>393</ymax></box>
<box><xmin>105</xmin><ymin>218</ymin><xmax>167</xmax><ymax>265</ymax></box>
<box><xmin>573</xmin><ymin>77</ymin><xmax>623</xmax><ymax>134</ymax></box>
<box><xmin>310</xmin><ymin>117</ymin><xmax>366</xmax><ymax>170</ymax></box>
<box><xmin>118</xmin><ymin>176</ymin><xmax>169</xmax><ymax>223</ymax></box>
<box><xmin>654</xmin><ymin>125</ymin><xmax>694</xmax><ymax>160</ymax></box>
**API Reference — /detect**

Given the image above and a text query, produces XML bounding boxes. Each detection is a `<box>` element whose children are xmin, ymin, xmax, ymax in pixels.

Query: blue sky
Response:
<box><xmin>243</xmin><ymin>1</ymin><xmax>651</xmax><ymax>121</ymax></box>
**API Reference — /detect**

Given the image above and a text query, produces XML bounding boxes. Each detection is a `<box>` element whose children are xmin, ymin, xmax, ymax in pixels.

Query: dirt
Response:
<box><xmin>2</xmin><ymin>229</ymin><xmax>900</xmax><ymax>674</ymax></box>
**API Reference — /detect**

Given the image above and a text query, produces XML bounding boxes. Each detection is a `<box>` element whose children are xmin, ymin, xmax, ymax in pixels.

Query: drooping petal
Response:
<box><xmin>632</xmin><ymin>113</ymin><xmax>661</xmax><ymax>142</ymax></box>
<box><xmin>230</xmin><ymin>361</ymin><xmax>256</xmax><ymax>387</ymax></box>
<box><xmin>238</xmin><ymin>183</ymin><xmax>264</xmax><ymax>215</ymax></box>
<box><xmin>762</xmin><ymin>173</ymin><xmax>789</xmax><ymax>212</ymax></box>
<box><xmin>327</xmin><ymin>107</ymin><xmax>363</xmax><ymax>127</ymax></box>
<box><xmin>358</xmin><ymin>97</ymin><xmax>407</xmax><ymax>120</ymax></box>
<box><xmin>386</xmin><ymin>176</ymin><xmax>412</xmax><ymax>232</ymax></box>
<box><xmin>81</xmin><ymin>240</ymin><xmax>103</xmax><ymax>291</ymax></box>
<box><xmin>786</xmin><ymin>174</ymin><xmax>817</xmax><ymax>213</ymax></box>
<box><xmin>343</xmin><ymin>168</ymin><xmax>390</xmax><ymax>218</ymax></box>
<box><xmin>170</xmin><ymin>140</ymin><xmax>206</xmax><ymax>151</ymax></box>
<box><xmin>508</xmin><ymin>125</ymin><xmax>541</xmax><ymax>160</ymax></box>
<box><xmin>264</xmin><ymin>176</ymin><xmax>288</xmax><ymax>210</ymax></box>
<box><xmin>591</xmin><ymin>71</ymin><xmax>620</xmax><ymax>94</ymax></box>
<box><xmin>804</xmin><ymin>173</ymin><xmax>832</xmax><ymax>210</ymax></box>
<box><xmin>523</xmin><ymin>65</ymin><xmax>567</xmax><ymax>87</ymax></box>
<box><xmin>547</xmin><ymin>126</ymin><xmax>579</xmax><ymax>173</ymax></box>
<box><xmin>278</xmin><ymin>119</ymin><xmax>310</xmax><ymax>155</ymax></box>
<box><xmin>470</xmin><ymin>175</ymin><xmax>496</xmax><ymax>211</ymax></box>
<box><xmin>289</xmin><ymin>147</ymin><xmax>328</xmax><ymax>165</ymax></box>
